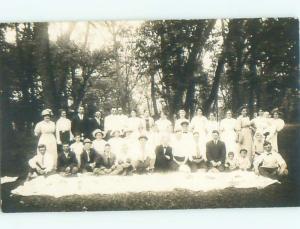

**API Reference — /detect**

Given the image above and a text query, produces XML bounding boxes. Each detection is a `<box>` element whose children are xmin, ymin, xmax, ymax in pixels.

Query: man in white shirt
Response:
<box><xmin>253</xmin><ymin>141</ymin><xmax>288</xmax><ymax>179</ymax></box>
<box><xmin>27</xmin><ymin>144</ymin><xmax>54</xmax><ymax>180</ymax></box>
<box><xmin>130</xmin><ymin>135</ymin><xmax>156</xmax><ymax>173</ymax></box>
<box><xmin>116</xmin><ymin>107</ymin><xmax>128</xmax><ymax>133</ymax></box>
<box><xmin>141</xmin><ymin>110</ymin><xmax>155</xmax><ymax>132</ymax></box>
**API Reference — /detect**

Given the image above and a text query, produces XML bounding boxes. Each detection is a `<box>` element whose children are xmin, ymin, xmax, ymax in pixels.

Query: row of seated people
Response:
<box><xmin>27</xmin><ymin>129</ymin><xmax>288</xmax><ymax>181</ymax></box>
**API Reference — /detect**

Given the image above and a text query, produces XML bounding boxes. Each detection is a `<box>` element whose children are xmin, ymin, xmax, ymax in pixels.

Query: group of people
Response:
<box><xmin>27</xmin><ymin>105</ymin><xmax>288</xmax><ymax>180</ymax></box>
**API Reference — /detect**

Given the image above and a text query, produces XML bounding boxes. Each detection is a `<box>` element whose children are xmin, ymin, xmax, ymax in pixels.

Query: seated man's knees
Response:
<box><xmin>71</xmin><ymin>166</ymin><xmax>79</xmax><ymax>174</ymax></box>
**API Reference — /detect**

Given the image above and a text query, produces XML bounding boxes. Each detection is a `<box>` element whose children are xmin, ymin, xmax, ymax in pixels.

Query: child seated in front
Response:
<box><xmin>225</xmin><ymin>151</ymin><xmax>238</xmax><ymax>171</ymax></box>
<box><xmin>237</xmin><ymin>149</ymin><xmax>252</xmax><ymax>171</ymax></box>
<box><xmin>70</xmin><ymin>134</ymin><xmax>84</xmax><ymax>167</ymax></box>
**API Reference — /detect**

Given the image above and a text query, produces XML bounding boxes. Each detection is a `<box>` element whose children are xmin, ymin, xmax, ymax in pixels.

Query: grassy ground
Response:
<box><xmin>1</xmin><ymin>125</ymin><xmax>300</xmax><ymax>212</ymax></box>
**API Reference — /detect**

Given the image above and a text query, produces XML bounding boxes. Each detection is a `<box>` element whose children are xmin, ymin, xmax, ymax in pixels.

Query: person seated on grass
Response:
<box><xmin>27</xmin><ymin>144</ymin><xmax>54</xmax><ymax>180</ymax></box>
<box><xmin>224</xmin><ymin>151</ymin><xmax>238</xmax><ymax>171</ymax></box>
<box><xmin>170</xmin><ymin>127</ymin><xmax>190</xmax><ymax>172</ymax></box>
<box><xmin>130</xmin><ymin>135</ymin><xmax>155</xmax><ymax>174</ymax></box>
<box><xmin>92</xmin><ymin>129</ymin><xmax>107</xmax><ymax>155</ymax></box>
<box><xmin>253</xmin><ymin>141</ymin><xmax>288</xmax><ymax>179</ymax></box>
<box><xmin>70</xmin><ymin>133</ymin><xmax>84</xmax><ymax>167</ymax></box>
<box><xmin>206</xmin><ymin>130</ymin><xmax>226</xmax><ymax>172</ymax></box>
<box><xmin>237</xmin><ymin>149</ymin><xmax>252</xmax><ymax>171</ymax></box>
<box><xmin>80</xmin><ymin>138</ymin><xmax>102</xmax><ymax>173</ymax></box>
<box><xmin>154</xmin><ymin>134</ymin><xmax>176</xmax><ymax>173</ymax></box>
<box><xmin>57</xmin><ymin>143</ymin><xmax>79</xmax><ymax>176</ymax></box>
<box><xmin>94</xmin><ymin>143</ymin><xmax>118</xmax><ymax>175</ymax></box>
<box><xmin>187</xmin><ymin>131</ymin><xmax>207</xmax><ymax>172</ymax></box>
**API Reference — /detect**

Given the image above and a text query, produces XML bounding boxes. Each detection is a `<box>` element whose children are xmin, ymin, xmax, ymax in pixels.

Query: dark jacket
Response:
<box><xmin>89</xmin><ymin>117</ymin><xmax>104</xmax><ymax>135</ymax></box>
<box><xmin>71</xmin><ymin>114</ymin><xmax>89</xmax><ymax>137</ymax></box>
<box><xmin>154</xmin><ymin>145</ymin><xmax>174</xmax><ymax>171</ymax></box>
<box><xmin>80</xmin><ymin>148</ymin><xmax>102</xmax><ymax>170</ymax></box>
<box><xmin>57</xmin><ymin>151</ymin><xmax>78</xmax><ymax>172</ymax></box>
<box><xmin>100</xmin><ymin>152</ymin><xmax>117</xmax><ymax>169</ymax></box>
<box><xmin>206</xmin><ymin>140</ymin><xmax>226</xmax><ymax>164</ymax></box>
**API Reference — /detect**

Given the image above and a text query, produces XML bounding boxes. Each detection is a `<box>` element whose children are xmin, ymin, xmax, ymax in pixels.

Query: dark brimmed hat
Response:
<box><xmin>138</xmin><ymin>135</ymin><xmax>148</xmax><ymax>140</ymax></box>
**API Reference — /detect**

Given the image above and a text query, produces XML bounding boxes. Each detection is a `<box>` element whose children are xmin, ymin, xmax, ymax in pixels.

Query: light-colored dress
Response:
<box><xmin>34</xmin><ymin>120</ymin><xmax>57</xmax><ymax>168</ymax></box>
<box><xmin>268</xmin><ymin>118</ymin><xmax>285</xmax><ymax>152</ymax></box>
<box><xmin>190</xmin><ymin>116</ymin><xmax>208</xmax><ymax>139</ymax></box>
<box><xmin>155</xmin><ymin>119</ymin><xmax>172</xmax><ymax>133</ymax></box>
<box><xmin>56</xmin><ymin>117</ymin><xmax>73</xmax><ymax>144</ymax></box>
<box><xmin>108</xmin><ymin>137</ymin><xmax>126</xmax><ymax>162</ymax></box>
<box><xmin>206</xmin><ymin>120</ymin><xmax>219</xmax><ymax>141</ymax></box>
<box><xmin>236</xmin><ymin>116</ymin><xmax>253</xmax><ymax>159</ymax></box>
<box><xmin>127</xmin><ymin>117</ymin><xmax>142</xmax><ymax>132</ymax></box>
<box><xmin>92</xmin><ymin>139</ymin><xmax>107</xmax><ymax>155</ymax></box>
<box><xmin>220</xmin><ymin>118</ymin><xmax>237</xmax><ymax>155</ymax></box>
<box><xmin>70</xmin><ymin>142</ymin><xmax>84</xmax><ymax>166</ymax></box>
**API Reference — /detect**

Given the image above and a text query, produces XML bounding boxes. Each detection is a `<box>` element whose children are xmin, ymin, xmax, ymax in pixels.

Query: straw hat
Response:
<box><xmin>92</xmin><ymin>129</ymin><xmax>106</xmax><ymax>138</ymax></box>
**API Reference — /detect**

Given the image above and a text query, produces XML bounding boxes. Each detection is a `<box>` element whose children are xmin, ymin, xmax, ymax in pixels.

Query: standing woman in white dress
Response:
<box><xmin>206</xmin><ymin>113</ymin><xmax>219</xmax><ymax>141</ymax></box>
<box><xmin>56</xmin><ymin>109</ymin><xmax>73</xmax><ymax>146</ymax></box>
<box><xmin>235</xmin><ymin>107</ymin><xmax>253</xmax><ymax>159</ymax></box>
<box><xmin>127</xmin><ymin>110</ymin><xmax>142</xmax><ymax>133</ymax></box>
<box><xmin>219</xmin><ymin>110</ymin><xmax>237</xmax><ymax>155</ymax></box>
<box><xmin>190</xmin><ymin>108</ymin><xmax>208</xmax><ymax>141</ymax></box>
<box><xmin>269</xmin><ymin>109</ymin><xmax>285</xmax><ymax>152</ymax></box>
<box><xmin>34</xmin><ymin>109</ymin><xmax>58</xmax><ymax>169</ymax></box>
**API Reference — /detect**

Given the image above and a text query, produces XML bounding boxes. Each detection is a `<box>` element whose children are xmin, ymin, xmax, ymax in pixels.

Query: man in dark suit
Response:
<box><xmin>154</xmin><ymin>135</ymin><xmax>176</xmax><ymax>172</ymax></box>
<box><xmin>206</xmin><ymin>130</ymin><xmax>226</xmax><ymax>172</ymax></box>
<box><xmin>80</xmin><ymin>138</ymin><xmax>102</xmax><ymax>172</ymax></box>
<box><xmin>71</xmin><ymin>106</ymin><xmax>89</xmax><ymax>139</ymax></box>
<box><xmin>89</xmin><ymin>110</ymin><xmax>104</xmax><ymax>138</ymax></box>
<box><xmin>57</xmin><ymin>143</ymin><xmax>79</xmax><ymax>175</ymax></box>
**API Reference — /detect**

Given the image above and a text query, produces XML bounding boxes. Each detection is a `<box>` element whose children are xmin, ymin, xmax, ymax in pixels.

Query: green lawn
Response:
<box><xmin>1</xmin><ymin>125</ymin><xmax>300</xmax><ymax>212</ymax></box>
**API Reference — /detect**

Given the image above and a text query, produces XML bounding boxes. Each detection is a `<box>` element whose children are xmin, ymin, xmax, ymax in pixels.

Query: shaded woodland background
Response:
<box><xmin>0</xmin><ymin>18</ymin><xmax>299</xmax><ymax>139</ymax></box>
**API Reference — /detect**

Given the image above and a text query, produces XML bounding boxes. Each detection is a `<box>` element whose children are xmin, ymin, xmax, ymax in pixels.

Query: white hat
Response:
<box><xmin>180</xmin><ymin>119</ymin><xmax>190</xmax><ymax>126</ymax></box>
<box><xmin>111</xmin><ymin>129</ymin><xmax>121</xmax><ymax>136</ymax></box>
<box><xmin>41</xmin><ymin>109</ymin><xmax>51</xmax><ymax>116</ymax></box>
<box><xmin>83</xmin><ymin>138</ymin><xmax>92</xmax><ymax>144</ymax></box>
<box><xmin>93</xmin><ymin>129</ymin><xmax>106</xmax><ymax>138</ymax></box>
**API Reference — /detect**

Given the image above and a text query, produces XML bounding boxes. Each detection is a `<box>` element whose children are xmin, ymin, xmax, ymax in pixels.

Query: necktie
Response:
<box><xmin>146</xmin><ymin>119</ymin><xmax>150</xmax><ymax>131</ymax></box>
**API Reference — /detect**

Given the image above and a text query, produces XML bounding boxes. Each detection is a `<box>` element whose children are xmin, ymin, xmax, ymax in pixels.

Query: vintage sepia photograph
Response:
<box><xmin>0</xmin><ymin>18</ymin><xmax>299</xmax><ymax>212</ymax></box>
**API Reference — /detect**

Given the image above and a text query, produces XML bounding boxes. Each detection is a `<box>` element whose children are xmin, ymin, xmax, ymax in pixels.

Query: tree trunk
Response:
<box><xmin>34</xmin><ymin>22</ymin><xmax>59</xmax><ymax>112</ymax></box>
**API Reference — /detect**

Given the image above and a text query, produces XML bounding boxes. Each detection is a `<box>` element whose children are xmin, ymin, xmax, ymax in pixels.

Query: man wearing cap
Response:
<box><xmin>130</xmin><ymin>135</ymin><xmax>156</xmax><ymax>173</ymax></box>
<box><xmin>71</xmin><ymin>106</ymin><xmax>89</xmax><ymax>140</ymax></box>
<box><xmin>27</xmin><ymin>144</ymin><xmax>54</xmax><ymax>180</ymax></box>
<box><xmin>57</xmin><ymin>143</ymin><xmax>79</xmax><ymax>175</ymax></box>
<box><xmin>253</xmin><ymin>141</ymin><xmax>288</xmax><ymax>179</ymax></box>
<box><xmin>80</xmin><ymin>138</ymin><xmax>102</xmax><ymax>172</ymax></box>
<box><xmin>206</xmin><ymin>130</ymin><xmax>226</xmax><ymax>172</ymax></box>
<box><xmin>92</xmin><ymin>129</ymin><xmax>107</xmax><ymax>155</ymax></box>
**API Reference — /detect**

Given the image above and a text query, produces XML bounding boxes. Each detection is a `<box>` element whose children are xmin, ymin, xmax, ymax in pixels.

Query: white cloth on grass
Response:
<box><xmin>1</xmin><ymin>176</ymin><xmax>18</xmax><ymax>184</ymax></box>
<box><xmin>11</xmin><ymin>171</ymin><xmax>279</xmax><ymax>198</ymax></box>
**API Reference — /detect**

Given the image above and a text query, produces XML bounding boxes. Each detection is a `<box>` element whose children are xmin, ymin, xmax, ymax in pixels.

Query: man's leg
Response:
<box><xmin>187</xmin><ymin>160</ymin><xmax>198</xmax><ymax>172</ymax></box>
